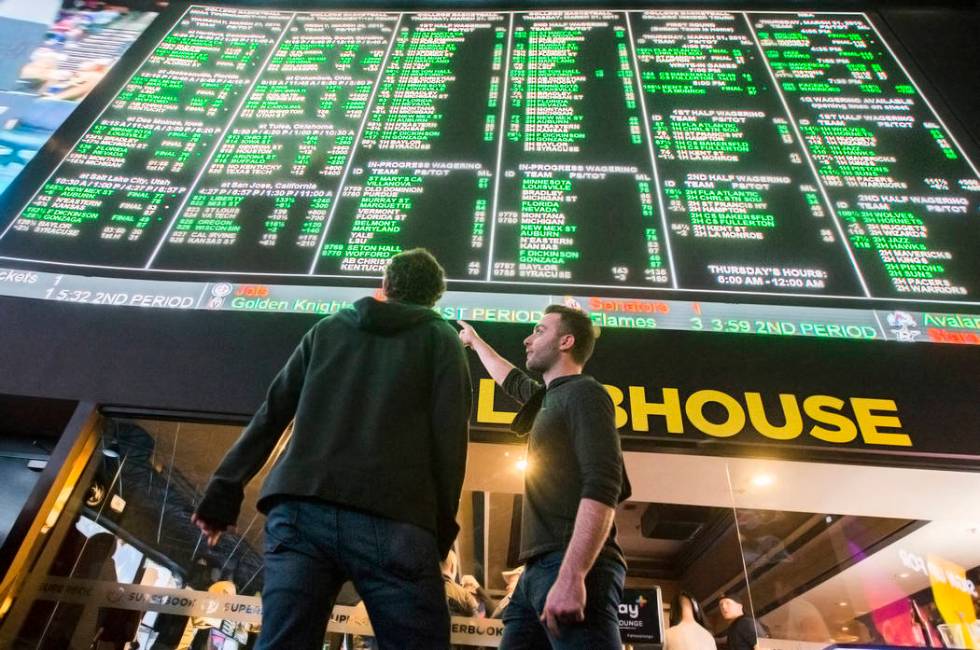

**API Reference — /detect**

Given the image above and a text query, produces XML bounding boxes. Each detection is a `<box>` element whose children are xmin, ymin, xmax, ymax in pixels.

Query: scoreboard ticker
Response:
<box><xmin>0</xmin><ymin>7</ymin><xmax>978</xmax><ymax>344</ymax></box>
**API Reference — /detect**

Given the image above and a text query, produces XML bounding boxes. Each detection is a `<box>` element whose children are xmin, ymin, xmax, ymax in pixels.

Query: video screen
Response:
<box><xmin>0</xmin><ymin>7</ymin><xmax>977</xmax><ymax>344</ymax></box>
<box><xmin>0</xmin><ymin>1</ymin><xmax>158</xmax><ymax>193</ymax></box>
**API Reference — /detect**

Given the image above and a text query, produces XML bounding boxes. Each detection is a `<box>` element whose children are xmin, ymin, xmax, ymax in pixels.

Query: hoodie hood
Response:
<box><xmin>349</xmin><ymin>296</ymin><xmax>441</xmax><ymax>335</ymax></box>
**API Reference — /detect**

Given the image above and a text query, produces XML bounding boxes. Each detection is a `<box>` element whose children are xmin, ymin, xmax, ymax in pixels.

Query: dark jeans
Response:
<box><xmin>500</xmin><ymin>550</ymin><xmax>625</xmax><ymax>649</ymax></box>
<box><xmin>256</xmin><ymin>499</ymin><xmax>449</xmax><ymax>650</ymax></box>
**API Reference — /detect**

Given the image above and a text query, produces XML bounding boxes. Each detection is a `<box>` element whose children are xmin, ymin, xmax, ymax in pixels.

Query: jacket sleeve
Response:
<box><xmin>194</xmin><ymin>327</ymin><xmax>315</xmax><ymax>526</ymax></box>
<box><xmin>501</xmin><ymin>367</ymin><xmax>542</xmax><ymax>405</ymax></box>
<box><xmin>431</xmin><ymin>325</ymin><xmax>473</xmax><ymax>558</ymax></box>
<box><xmin>567</xmin><ymin>382</ymin><xmax>625</xmax><ymax>508</ymax></box>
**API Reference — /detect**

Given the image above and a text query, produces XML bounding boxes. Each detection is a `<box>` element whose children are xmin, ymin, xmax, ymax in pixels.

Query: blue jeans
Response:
<box><xmin>255</xmin><ymin>499</ymin><xmax>449</xmax><ymax>650</ymax></box>
<box><xmin>500</xmin><ymin>550</ymin><xmax>625</xmax><ymax>649</ymax></box>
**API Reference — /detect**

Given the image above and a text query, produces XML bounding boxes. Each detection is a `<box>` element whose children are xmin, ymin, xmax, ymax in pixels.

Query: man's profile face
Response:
<box><xmin>523</xmin><ymin>313</ymin><xmax>568</xmax><ymax>373</ymax></box>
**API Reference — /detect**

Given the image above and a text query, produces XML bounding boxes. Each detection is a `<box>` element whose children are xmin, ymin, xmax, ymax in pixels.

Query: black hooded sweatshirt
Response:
<box><xmin>195</xmin><ymin>297</ymin><xmax>471</xmax><ymax>556</ymax></box>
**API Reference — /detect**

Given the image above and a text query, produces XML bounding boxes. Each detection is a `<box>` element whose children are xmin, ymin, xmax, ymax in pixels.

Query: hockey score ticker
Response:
<box><xmin>0</xmin><ymin>6</ymin><xmax>978</xmax><ymax>343</ymax></box>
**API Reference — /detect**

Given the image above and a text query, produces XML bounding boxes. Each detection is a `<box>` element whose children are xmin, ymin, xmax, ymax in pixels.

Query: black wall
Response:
<box><xmin>2</xmin><ymin>292</ymin><xmax>979</xmax><ymax>469</ymax></box>
<box><xmin>877</xmin><ymin>6</ymin><xmax>980</xmax><ymax>153</ymax></box>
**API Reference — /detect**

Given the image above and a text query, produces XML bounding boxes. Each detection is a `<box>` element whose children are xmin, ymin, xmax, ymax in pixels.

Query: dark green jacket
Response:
<box><xmin>195</xmin><ymin>297</ymin><xmax>471</xmax><ymax>556</ymax></box>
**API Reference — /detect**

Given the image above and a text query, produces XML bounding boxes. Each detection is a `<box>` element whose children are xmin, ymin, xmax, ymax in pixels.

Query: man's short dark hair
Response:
<box><xmin>544</xmin><ymin>304</ymin><xmax>598</xmax><ymax>365</ymax></box>
<box><xmin>719</xmin><ymin>591</ymin><xmax>745</xmax><ymax>607</ymax></box>
<box><xmin>384</xmin><ymin>248</ymin><xmax>446</xmax><ymax>307</ymax></box>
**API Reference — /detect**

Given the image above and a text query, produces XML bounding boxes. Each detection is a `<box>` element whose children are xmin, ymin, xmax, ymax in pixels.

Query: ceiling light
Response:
<box><xmin>839</xmin><ymin>601</ymin><xmax>848</xmax><ymax>607</ymax></box>
<box><xmin>842</xmin><ymin>626</ymin><xmax>850</xmax><ymax>632</ymax></box>
<box><xmin>516</xmin><ymin>459</ymin><xmax>528</xmax><ymax>471</ymax></box>
<box><xmin>898</xmin><ymin>572</ymin><xmax>910</xmax><ymax>579</ymax></box>
<box><xmin>750</xmin><ymin>474</ymin><xmax>774</xmax><ymax>488</ymax></box>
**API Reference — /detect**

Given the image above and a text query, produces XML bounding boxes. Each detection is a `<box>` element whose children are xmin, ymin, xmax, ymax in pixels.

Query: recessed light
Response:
<box><xmin>751</xmin><ymin>474</ymin><xmax>775</xmax><ymax>488</ymax></box>
<box><xmin>898</xmin><ymin>572</ymin><xmax>910</xmax><ymax>579</ymax></box>
<box><xmin>515</xmin><ymin>459</ymin><xmax>528</xmax><ymax>471</ymax></box>
<box><xmin>838</xmin><ymin>601</ymin><xmax>848</xmax><ymax>607</ymax></box>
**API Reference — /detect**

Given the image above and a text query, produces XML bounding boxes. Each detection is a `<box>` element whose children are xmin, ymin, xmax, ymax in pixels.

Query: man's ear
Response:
<box><xmin>558</xmin><ymin>333</ymin><xmax>576</xmax><ymax>353</ymax></box>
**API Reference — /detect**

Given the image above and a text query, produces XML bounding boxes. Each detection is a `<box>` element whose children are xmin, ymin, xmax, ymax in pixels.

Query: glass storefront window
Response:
<box><xmin>726</xmin><ymin>459</ymin><xmax>980</xmax><ymax>650</ymax></box>
<box><xmin>3</xmin><ymin>418</ymin><xmax>270</xmax><ymax>649</ymax></box>
<box><xmin>2</xmin><ymin>415</ymin><xmax>977</xmax><ymax>649</ymax></box>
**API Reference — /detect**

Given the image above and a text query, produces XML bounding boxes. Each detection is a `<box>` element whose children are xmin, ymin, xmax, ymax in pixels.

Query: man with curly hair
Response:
<box><xmin>193</xmin><ymin>248</ymin><xmax>471</xmax><ymax>650</ymax></box>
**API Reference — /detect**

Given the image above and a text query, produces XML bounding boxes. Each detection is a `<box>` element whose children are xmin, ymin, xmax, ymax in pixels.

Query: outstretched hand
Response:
<box><xmin>457</xmin><ymin>320</ymin><xmax>482</xmax><ymax>348</ymax></box>
<box><xmin>191</xmin><ymin>513</ymin><xmax>235</xmax><ymax>547</ymax></box>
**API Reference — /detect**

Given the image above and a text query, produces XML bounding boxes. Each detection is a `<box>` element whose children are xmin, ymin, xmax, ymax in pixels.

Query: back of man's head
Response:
<box><xmin>383</xmin><ymin>248</ymin><xmax>446</xmax><ymax>307</ymax></box>
<box><xmin>544</xmin><ymin>304</ymin><xmax>598</xmax><ymax>365</ymax></box>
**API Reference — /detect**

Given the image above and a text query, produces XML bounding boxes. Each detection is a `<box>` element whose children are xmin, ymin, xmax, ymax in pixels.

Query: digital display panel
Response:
<box><xmin>0</xmin><ymin>6</ymin><xmax>978</xmax><ymax>344</ymax></box>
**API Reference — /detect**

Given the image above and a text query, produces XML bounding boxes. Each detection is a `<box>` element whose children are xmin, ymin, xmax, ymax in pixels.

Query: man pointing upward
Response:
<box><xmin>459</xmin><ymin>305</ymin><xmax>630</xmax><ymax>649</ymax></box>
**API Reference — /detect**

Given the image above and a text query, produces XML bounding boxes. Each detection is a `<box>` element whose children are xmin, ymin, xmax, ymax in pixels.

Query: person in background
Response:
<box><xmin>719</xmin><ymin>593</ymin><xmax>766</xmax><ymax>650</ymax></box>
<box><xmin>443</xmin><ymin>550</ymin><xmax>479</xmax><ymax>617</ymax></box>
<box><xmin>460</xmin><ymin>306</ymin><xmax>631</xmax><ymax>648</ymax></box>
<box><xmin>490</xmin><ymin>566</ymin><xmax>525</xmax><ymax>619</ymax></box>
<box><xmin>665</xmin><ymin>591</ymin><xmax>716</xmax><ymax>650</ymax></box>
<box><xmin>192</xmin><ymin>248</ymin><xmax>471</xmax><ymax>650</ymax></box>
<box><xmin>461</xmin><ymin>574</ymin><xmax>496</xmax><ymax>618</ymax></box>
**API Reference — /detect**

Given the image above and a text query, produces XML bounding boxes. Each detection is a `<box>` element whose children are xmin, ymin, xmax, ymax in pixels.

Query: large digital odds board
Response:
<box><xmin>0</xmin><ymin>7</ymin><xmax>977</xmax><ymax>344</ymax></box>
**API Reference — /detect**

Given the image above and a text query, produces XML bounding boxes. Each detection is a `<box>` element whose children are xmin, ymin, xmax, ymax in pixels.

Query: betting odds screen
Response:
<box><xmin>0</xmin><ymin>6</ymin><xmax>978</xmax><ymax>344</ymax></box>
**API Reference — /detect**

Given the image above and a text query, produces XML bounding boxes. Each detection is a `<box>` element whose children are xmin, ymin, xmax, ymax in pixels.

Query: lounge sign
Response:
<box><xmin>618</xmin><ymin>587</ymin><xmax>664</xmax><ymax>644</ymax></box>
